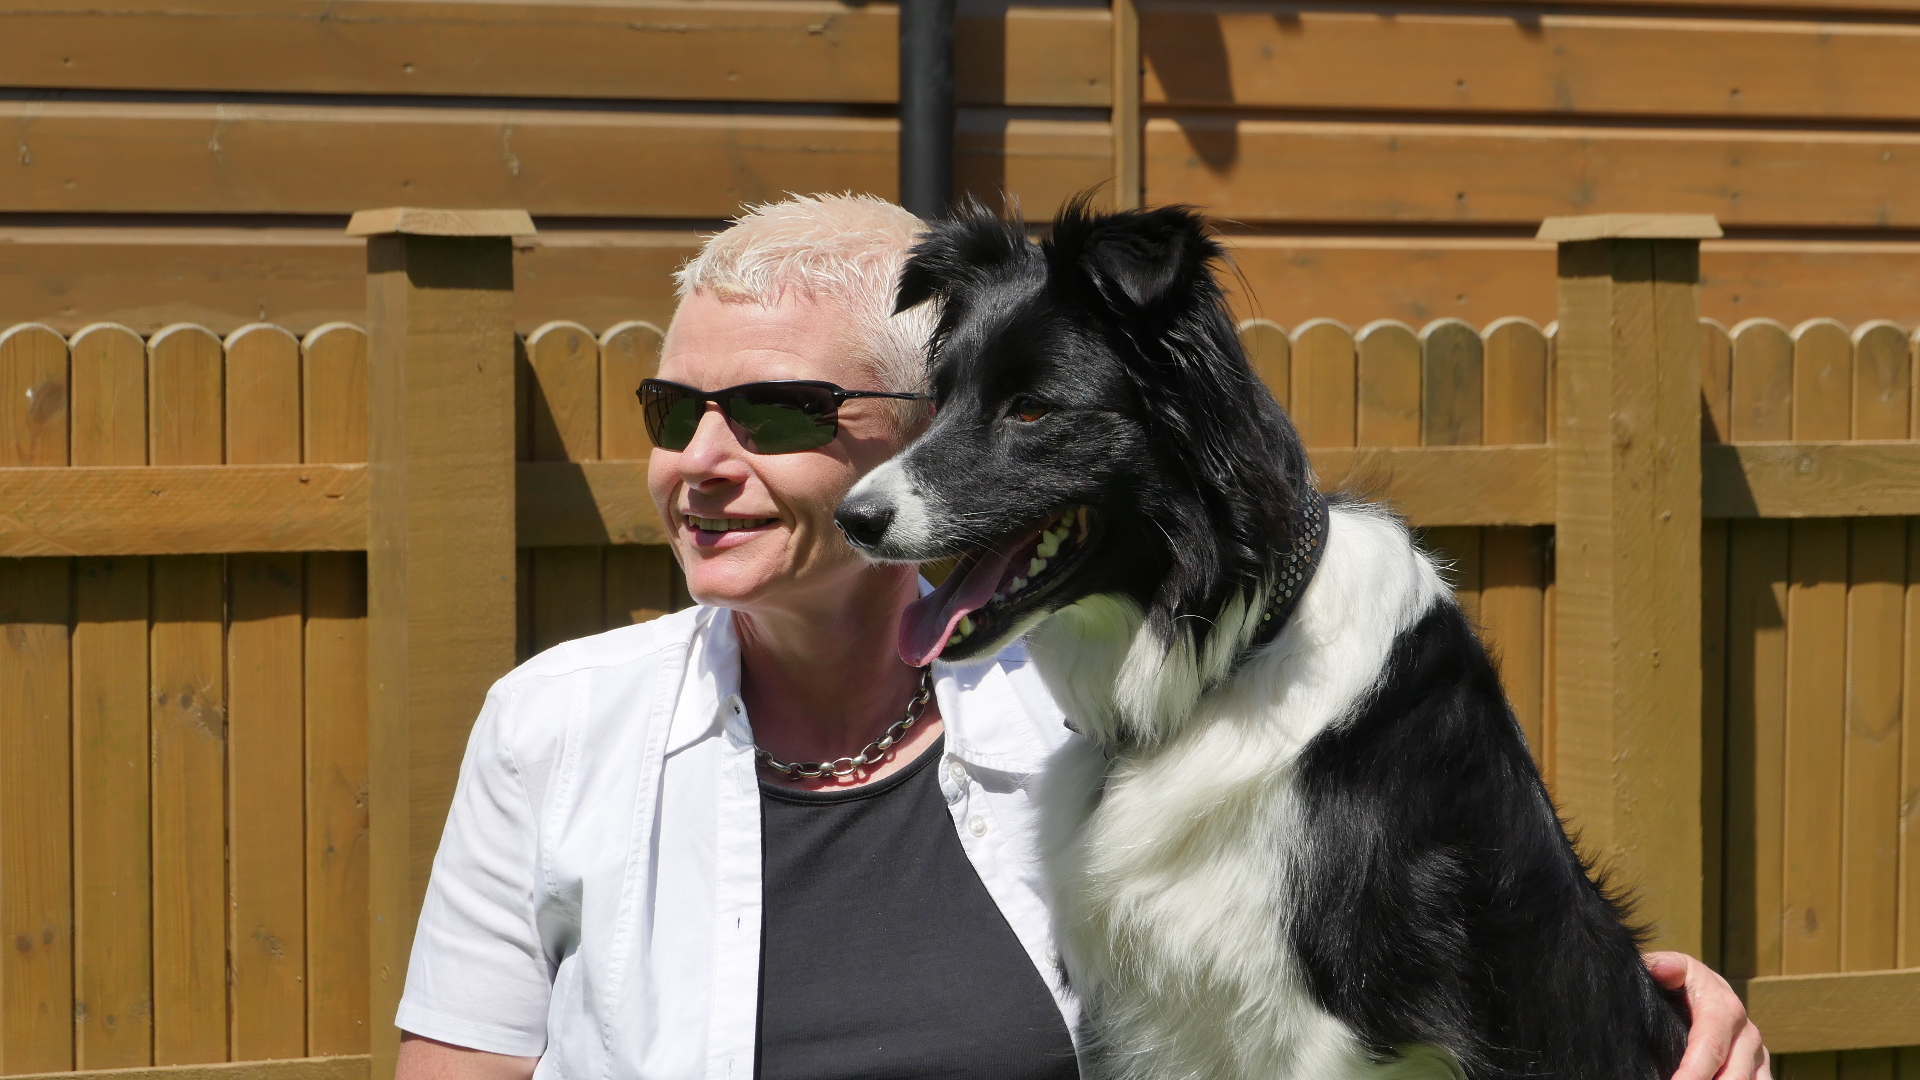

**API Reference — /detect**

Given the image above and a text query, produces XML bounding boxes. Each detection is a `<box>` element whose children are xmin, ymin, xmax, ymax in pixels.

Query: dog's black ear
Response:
<box><xmin>895</xmin><ymin>197</ymin><xmax>1031</xmax><ymax>315</ymax></box>
<box><xmin>1048</xmin><ymin>196</ymin><xmax>1219</xmax><ymax>317</ymax></box>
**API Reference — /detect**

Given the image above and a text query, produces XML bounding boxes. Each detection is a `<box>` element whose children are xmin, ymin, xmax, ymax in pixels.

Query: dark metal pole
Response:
<box><xmin>898</xmin><ymin>0</ymin><xmax>955</xmax><ymax>218</ymax></box>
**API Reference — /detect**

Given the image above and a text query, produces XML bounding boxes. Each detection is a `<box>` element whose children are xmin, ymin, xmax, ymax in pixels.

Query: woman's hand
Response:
<box><xmin>1645</xmin><ymin>951</ymin><xmax>1771</xmax><ymax>1080</ymax></box>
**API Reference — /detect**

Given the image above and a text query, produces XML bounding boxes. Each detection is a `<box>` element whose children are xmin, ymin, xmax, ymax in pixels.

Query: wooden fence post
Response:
<box><xmin>1541</xmin><ymin>213</ymin><xmax>1720</xmax><ymax>955</ymax></box>
<box><xmin>348</xmin><ymin>207</ymin><xmax>535</xmax><ymax>1080</ymax></box>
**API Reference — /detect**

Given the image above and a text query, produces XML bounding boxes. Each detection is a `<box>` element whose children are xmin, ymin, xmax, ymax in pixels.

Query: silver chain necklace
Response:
<box><xmin>753</xmin><ymin>667</ymin><xmax>935</xmax><ymax>780</ymax></box>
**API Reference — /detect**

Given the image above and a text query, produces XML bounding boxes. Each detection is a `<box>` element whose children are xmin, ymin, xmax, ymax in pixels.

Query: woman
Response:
<box><xmin>394</xmin><ymin>194</ymin><xmax>1768</xmax><ymax>1080</ymax></box>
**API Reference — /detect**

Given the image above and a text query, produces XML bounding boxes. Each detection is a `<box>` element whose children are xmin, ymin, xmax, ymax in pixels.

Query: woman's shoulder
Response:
<box><xmin>509</xmin><ymin>605</ymin><xmax>707</xmax><ymax>684</ymax></box>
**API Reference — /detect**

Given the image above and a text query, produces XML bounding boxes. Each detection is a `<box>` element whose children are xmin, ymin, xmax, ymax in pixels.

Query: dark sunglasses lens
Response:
<box><xmin>641</xmin><ymin>383</ymin><xmax>704</xmax><ymax>451</ymax></box>
<box><xmin>725</xmin><ymin>385</ymin><xmax>838</xmax><ymax>454</ymax></box>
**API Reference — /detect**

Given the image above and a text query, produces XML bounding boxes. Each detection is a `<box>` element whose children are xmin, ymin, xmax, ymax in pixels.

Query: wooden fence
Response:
<box><xmin>4</xmin><ymin>211</ymin><xmax>1920</xmax><ymax>1079</ymax></box>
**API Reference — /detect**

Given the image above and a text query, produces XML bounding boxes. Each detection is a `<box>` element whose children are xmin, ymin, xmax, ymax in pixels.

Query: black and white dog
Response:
<box><xmin>835</xmin><ymin>199</ymin><xmax>1689</xmax><ymax>1080</ymax></box>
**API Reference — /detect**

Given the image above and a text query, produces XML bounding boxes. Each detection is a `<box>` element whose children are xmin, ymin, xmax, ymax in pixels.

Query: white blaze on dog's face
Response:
<box><xmin>648</xmin><ymin>291</ymin><xmax>914</xmax><ymax>615</ymax></box>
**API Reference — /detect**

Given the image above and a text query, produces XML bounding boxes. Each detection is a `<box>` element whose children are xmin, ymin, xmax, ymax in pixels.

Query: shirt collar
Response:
<box><xmin>662</xmin><ymin>593</ymin><xmax>1070</xmax><ymax>775</ymax></box>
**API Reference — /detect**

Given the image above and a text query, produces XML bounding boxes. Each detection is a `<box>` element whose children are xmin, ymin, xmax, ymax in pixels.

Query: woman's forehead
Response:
<box><xmin>660</xmin><ymin>291</ymin><xmax>873</xmax><ymax>387</ymax></box>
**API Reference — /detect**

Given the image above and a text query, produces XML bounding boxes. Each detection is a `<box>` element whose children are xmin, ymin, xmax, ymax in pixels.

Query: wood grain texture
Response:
<box><xmin>1550</xmin><ymin>234</ymin><xmax>1703</xmax><ymax>953</ymax></box>
<box><xmin>0</xmin><ymin>465</ymin><xmax>367</xmax><ymax>557</ymax></box>
<box><xmin>149</xmin><ymin>318</ymin><xmax>229</xmax><ymax>1067</ymax></box>
<box><xmin>0</xmin><ymin>557</ymin><xmax>74</xmax><ymax>1076</ymax></box>
<box><xmin>1483</xmin><ymin>318</ymin><xmax>1550</xmax><ymax>446</ymax></box>
<box><xmin>69</xmin><ymin>319</ymin><xmax>152</xmax><ymax>1070</ymax></box>
<box><xmin>1290</xmin><ymin>320</ymin><xmax>1355</xmax><ymax>450</ymax></box>
<box><xmin>0</xmin><ymin>1</ymin><xmax>1108</xmax><ymax>108</ymax></box>
<box><xmin>0</xmin><ymin>102</ymin><xmax>1107</xmax><ymax>220</ymax></box>
<box><xmin>1701</xmin><ymin>517</ymin><xmax>1729</xmax><ymax>969</ymax></box>
<box><xmin>1421</xmin><ymin>318</ymin><xmax>1483</xmax><ymax>448</ymax></box>
<box><xmin>226</xmin><ymin>326</ymin><xmax>308</xmax><ymax>1060</ymax></box>
<box><xmin>0</xmin><ymin>321</ymin><xmax>74</xmax><ymax>1075</ymax></box>
<box><xmin>603</xmin><ymin>546</ymin><xmax>678</xmax><ymax>628</ymax></box>
<box><xmin>301</xmin><ymin>322</ymin><xmax>370</xmax><ymax>1057</ymax></box>
<box><xmin>1842</xmin><ymin>519</ymin><xmax>1903</xmax><ymax>974</ymax></box>
<box><xmin>1904</xmin><ymin>527</ymin><xmax>1920</xmax><ymax>971</ymax></box>
<box><xmin>1782</xmin><ymin>512</ymin><xmax>1847</xmax><ymax>981</ymax></box>
<box><xmin>7</xmin><ymin>1054</ymin><xmax>370</xmax><ymax>1080</ymax></box>
<box><xmin>1236</xmin><ymin>319</ymin><xmax>1289</xmax><ymax>410</ymax></box>
<box><xmin>1147</xmin><ymin>118</ymin><xmax>1920</xmax><ymax>228</ymax></box>
<box><xmin>69</xmin><ymin>325</ymin><xmax>148</xmax><ymax>467</ymax></box>
<box><xmin>527</xmin><ymin>321</ymin><xmax>606</xmax><ymax>653</ymax></box>
<box><xmin>363</xmin><ymin>233</ymin><xmax>519</xmax><ymax>1080</ymax></box>
<box><xmin>1725</xmin><ymin>519</ymin><xmax>1791</xmax><ymax>981</ymax></box>
<box><xmin>598</xmin><ymin>322</ymin><xmax>663</xmax><ymax>461</ymax></box>
<box><xmin>1478</xmin><ymin>317</ymin><xmax>1550</xmax><ymax>771</ymax></box>
<box><xmin>1703</xmin><ymin>320</ymin><xmax>1734</xmax><ymax>444</ymax></box>
<box><xmin>1704</xmin><ymin>442</ymin><xmax>1920</xmax><ymax>519</ymax></box>
<box><xmin>1139</xmin><ymin>6</ymin><xmax>1920</xmax><ymax>121</ymax></box>
<box><xmin>1355</xmin><ymin>320</ymin><xmax>1419</xmax><ymax>449</ymax></box>
<box><xmin>1744</xmin><ymin>968</ymin><xmax>1920</xmax><ymax>1054</ymax></box>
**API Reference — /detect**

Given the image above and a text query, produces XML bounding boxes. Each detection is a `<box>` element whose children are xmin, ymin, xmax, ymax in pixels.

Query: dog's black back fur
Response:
<box><xmin>1289</xmin><ymin>597</ymin><xmax>1688</xmax><ymax>1078</ymax></box>
<box><xmin>872</xmin><ymin>197</ymin><xmax>1690</xmax><ymax>1080</ymax></box>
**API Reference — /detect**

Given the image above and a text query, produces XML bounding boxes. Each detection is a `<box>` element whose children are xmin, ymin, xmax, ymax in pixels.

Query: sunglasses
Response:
<box><xmin>638</xmin><ymin>378</ymin><xmax>934</xmax><ymax>455</ymax></box>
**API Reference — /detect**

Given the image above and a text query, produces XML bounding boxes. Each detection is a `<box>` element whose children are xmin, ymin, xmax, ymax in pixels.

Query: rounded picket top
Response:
<box><xmin>600</xmin><ymin>320</ymin><xmax>668</xmax><ymax>459</ymax></box>
<box><xmin>1851</xmin><ymin>320</ymin><xmax>1911</xmax><ymax>439</ymax></box>
<box><xmin>301</xmin><ymin>323</ymin><xmax>370</xmax><ymax>464</ymax></box>
<box><xmin>0</xmin><ymin>322</ymin><xmax>71</xmax><ymax>465</ymax></box>
<box><xmin>1419</xmin><ymin>317</ymin><xmax>1485</xmax><ymax>447</ymax></box>
<box><xmin>147</xmin><ymin>323</ymin><xmax>225</xmax><ymax>464</ymax></box>
<box><xmin>1483</xmin><ymin>317</ymin><xmax>1550</xmax><ymax>446</ymax></box>
<box><xmin>1699</xmin><ymin>318</ymin><xmax>1733</xmax><ymax>443</ymax></box>
<box><xmin>1236</xmin><ymin>318</ymin><xmax>1290</xmax><ymax>406</ymax></box>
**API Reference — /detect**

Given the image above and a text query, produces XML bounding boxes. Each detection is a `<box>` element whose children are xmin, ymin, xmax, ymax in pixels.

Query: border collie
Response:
<box><xmin>835</xmin><ymin>199</ymin><xmax>1689</xmax><ymax>1080</ymax></box>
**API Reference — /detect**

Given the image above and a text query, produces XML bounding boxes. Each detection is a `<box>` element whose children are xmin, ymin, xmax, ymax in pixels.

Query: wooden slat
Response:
<box><xmin>224</xmin><ymin>325</ymin><xmax>307</xmax><ymax>1060</ymax></box>
<box><xmin>603</xmin><ymin>546</ymin><xmax>678</xmax><ymax>629</ymax></box>
<box><xmin>0</xmin><ymin>321</ymin><xmax>73</xmax><ymax>1076</ymax></box>
<box><xmin>1781</xmin><ymin>316</ymin><xmax>1851</xmax><ymax>989</ymax></box>
<box><xmin>598</xmin><ymin>322</ymin><xmax>662</xmax><ymax>461</ymax></box>
<box><xmin>1480</xmin><ymin>317</ymin><xmax>1550</xmax><ymax>769</ymax></box>
<box><xmin>1744</xmin><ymin>968</ymin><xmax>1920</xmax><ymax>1054</ymax></box>
<box><xmin>1147</xmin><ymin>119</ymin><xmax>1920</xmax><ymax>228</ymax></box>
<box><xmin>1290</xmin><ymin>319</ymin><xmax>1355</xmax><ymax>450</ymax></box>
<box><xmin>527</xmin><ymin>322</ymin><xmax>606</xmax><ymax>653</ymax></box>
<box><xmin>1905</xmin><ymin>525</ymin><xmax>1920</xmax><ymax>972</ymax></box>
<box><xmin>0</xmin><ymin>102</ymin><xmax>1108</xmax><ymax>219</ymax></box>
<box><xmin>1705</xmin><ymin>442</ymin><xmax>1920</xmax><ymax>518</ymax></box>
<box><xmin>0</xmin><ymin>2</ymin><xmax>1108</xmax><ymax>108</ymax></box>
<box><xmin>1701</xmin><ymin>516</ymin><xmax>1729</xmax><ymax>970</ymax></box>
<box><xmin>301</xmin><ymin>323</ymin><xmax>369</xmax><ymax>1057</ymax></box>
<box><xmin>1236</xmin><ymin>319</ymin><xmax>1289</xmax><ymax>410</ymax></box>
<box><xmin>69</xmin><ymin>320</ymin><xmax>152</xmax><ymax>1071</ymax></box>
<box><xmin>1702</xmin><ymin>319</ymin><xmax>1734</xmax><ymax>444</ymax></box>
<box><xmin>1139</xmin><ymin>7</ymin><xmax>1920</xmax><ymax>121</ymax></box>
<box><xmin>1418</xmin><ymin>317</ymin><xmax>1486</xmax><ymax>623</ymax></box>
<box><xmin>8</xmin><ymin>1054</ymin><xmax>370</xmax><ymax>1080</ymax></box>
<box><xmin>1310</xmin><ymin>447</ymin><xmax>1551</xmax><ymax>527</ymax></box>
<box><xmin>0</xmin><ymin>465</ymin><xmax>367</xmax><ymax>557</ymax></box>
<box><xmin>1355</xmin><ymin>320</ymin><xmax>1419</xmax><ymax>449</ymax></box>
<box><xmin>149</xmin><ymin>321</ymin><xmax>229</xmax><ymax>1067</ymax></box>
<box><xmin>1733</xmin><ymin>320</ymin><xmax>1796</xmax><ymax>444</ymax></box>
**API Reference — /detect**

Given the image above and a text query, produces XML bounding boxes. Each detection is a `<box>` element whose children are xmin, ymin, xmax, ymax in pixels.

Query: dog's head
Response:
<box><xmin>838</xmin><ymin>197</ymin><xmax>1310</xmax><ymax>688</ymax></box>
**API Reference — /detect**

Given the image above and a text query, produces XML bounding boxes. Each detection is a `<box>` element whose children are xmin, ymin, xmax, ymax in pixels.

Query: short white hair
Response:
<box><xmin>673</xmin><ymin>193</ymin><xmax>936</xmax><ymax>400</ymax></box>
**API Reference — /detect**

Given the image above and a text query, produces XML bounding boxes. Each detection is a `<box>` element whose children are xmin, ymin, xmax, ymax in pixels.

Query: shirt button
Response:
<box><xmin>948</xmin><ymin>760</ymin><xmax>968</xmax><ymax>785</ymax></box>
<box><xmin>968</xmin><ymin>814</ymin><xmax>988</xmax><ymax>837</ymax></box>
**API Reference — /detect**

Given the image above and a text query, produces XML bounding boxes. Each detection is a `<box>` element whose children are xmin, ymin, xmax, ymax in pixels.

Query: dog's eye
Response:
<box><xmin>1012</xmin><ymin>397</ymin><xmax>1051</xmax><ymax>423</ymax></box>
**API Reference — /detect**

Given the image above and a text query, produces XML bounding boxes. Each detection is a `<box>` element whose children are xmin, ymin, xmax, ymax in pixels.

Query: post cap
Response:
<box><xmin>347</xmin><ymin>207</ymin><xmax>537</xmax><ymax>238</ymax></box>
<box><xmin>1536</xmin><ymin>214</ymin><xmax>1722</xmax><ymax>242</ymax></box>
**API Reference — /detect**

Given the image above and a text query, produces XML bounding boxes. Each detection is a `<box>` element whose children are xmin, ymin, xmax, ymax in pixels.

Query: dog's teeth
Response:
<box><xmin>1037</xmin><ymin>532</ymin><xmax>1061</xmax><ymax>558</ymax></box>
<box><xmin>958</xmin><ymin>615</ymin><xmax>975</xmax><ymax>637</ymax></box>
<box><xmin>1029</xmin><ymin>557</ymin><xmax>1047</xmax><ymax>577</ymax></box>
<box><xmin>949</xmin><ymin>633</ymin><xmax>962</xmax><ymax>645</ymax></box>
<box><xmin>1010</xmin><ymin>576</ymin><xmax>1027</xmax><ymax>592</ymax></box>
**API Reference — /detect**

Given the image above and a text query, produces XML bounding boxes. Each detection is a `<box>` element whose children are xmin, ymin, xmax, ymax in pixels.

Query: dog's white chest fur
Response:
<box><xmin>1031</xmin><ymin>506</ymin><xmax>1449</xmax><ymax>1080</ymax></box>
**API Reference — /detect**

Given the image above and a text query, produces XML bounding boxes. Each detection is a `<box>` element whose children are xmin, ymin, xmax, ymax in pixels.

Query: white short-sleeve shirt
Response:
<box><xmin>396</xmin><ymin>604</ymin><xmax>1083</xmax><ymax>1080</ymax></box>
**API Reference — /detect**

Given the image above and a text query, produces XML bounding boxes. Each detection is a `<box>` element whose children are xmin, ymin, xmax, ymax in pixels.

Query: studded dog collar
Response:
<box><xmin>1245</xmin><ymin>486</ymin><xmax>1330</xmax><ymax>655</ymax></box>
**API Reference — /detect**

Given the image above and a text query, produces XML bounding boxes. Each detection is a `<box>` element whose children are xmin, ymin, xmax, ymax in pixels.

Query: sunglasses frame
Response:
<box><xmin>638</xmin><ymin>378</ymin><xmax>934</xmax><ymax>454</ymax></box>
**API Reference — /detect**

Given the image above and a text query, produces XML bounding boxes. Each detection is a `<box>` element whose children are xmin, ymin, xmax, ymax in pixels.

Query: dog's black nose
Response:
<box><xmin>835</xmin><ymin>497</ymin><xmax>895</xmax><ymax>550</ymax></box>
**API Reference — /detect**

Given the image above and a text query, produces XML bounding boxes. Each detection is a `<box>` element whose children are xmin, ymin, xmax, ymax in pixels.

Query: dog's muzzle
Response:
<box><xmin>835</xmin><ymin>495</ymin><xmax>895</xmax><ymax>551</ymax></box>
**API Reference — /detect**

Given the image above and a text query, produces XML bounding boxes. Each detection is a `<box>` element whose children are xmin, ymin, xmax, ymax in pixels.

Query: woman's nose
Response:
<box><xmin>676</xmin><ymin>406</ymin><xmax>750</xmax><ymax>485</ymax></box>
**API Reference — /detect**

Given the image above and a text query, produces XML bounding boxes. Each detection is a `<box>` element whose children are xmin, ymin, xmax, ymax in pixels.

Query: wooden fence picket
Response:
<box><xmin>597</xmin><ymin>322</ymin><xmax>678</xmax><ymax>629</ymax></box>
<box><xmin>300</xmin><ymin>323</ymin><xmax>370</xmax><ymax>1058</ymax></box>
<box><xmin>1237</xmin><ymin>318</ymin><xmax>1290</xmax><ymax>409</ymax></box>
<box><xmin>146</xmin><ymin>324</ymin><xmax>230</xmax><ymax>1066</ymax></box>
<box><xmin>1480</xmin><ymin>317</ymin><xmax>1550</xmax><ymax>769</ymax></box>
<box><xmin>67</xmin><ymin>322</ymin><xmax>154</xmax><ymax>1070</ymax></box>
<box><xmin>1289</xmin><ymin>319</ymin><xmax>1355</xmax><ymax>449</ymax></box>
<box><xmin>0</xmin><ymin>323</ymin><xmax>75</xmax><ymax>1074</ymax></box>
<box><xmin>1698</xmin><ymin>316</ymin><xmax>1733</xmax><ymax>968</ymax></box>
<box><xmin>1419</xmin><ymin>318</ymin><xmax>1485</xmax><ymax>624</ymax></box>
<box><xmin>1355</xmin><ymin>320</ymin><xmax>1419</xmax><ymax>448</ymax></box>
<box><xmin>527</xmin><ymin>322</ymin><xmax>606</xmax><ymax>654</ymax></box>
<box><xmin>224</xmin><ymin>324</ymin><xmax>309</xmax><ymax>1061</ymax></box>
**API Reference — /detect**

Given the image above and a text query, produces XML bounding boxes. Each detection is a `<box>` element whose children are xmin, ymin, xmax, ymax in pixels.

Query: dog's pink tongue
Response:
<box><xmin>900</xmin><ymin>548</ymin><xmax>1017</xmax><ymax>667</ymax></box>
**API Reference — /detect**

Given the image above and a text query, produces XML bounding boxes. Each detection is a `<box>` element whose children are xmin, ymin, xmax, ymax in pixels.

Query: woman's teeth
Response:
<box><xmin>687</xmin><ymin>515</ymin><xmax>775</xmax><ymax>532</ymax></box>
